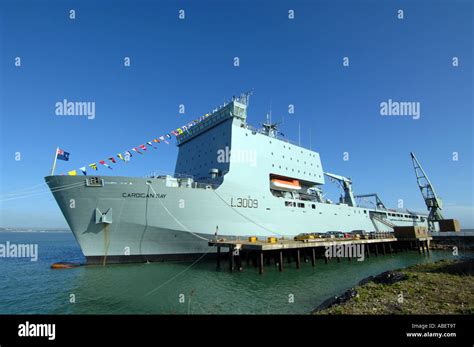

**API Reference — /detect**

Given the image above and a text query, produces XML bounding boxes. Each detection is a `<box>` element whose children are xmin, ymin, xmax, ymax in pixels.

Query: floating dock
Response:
<box><xmin>209</xmin><ymin>236</ymin><xmax>432</xmax><ymax>274</ymax></box>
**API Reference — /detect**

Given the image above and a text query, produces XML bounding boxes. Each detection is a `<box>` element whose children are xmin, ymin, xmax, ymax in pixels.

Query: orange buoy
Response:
<box><xmin>51</xmin><ymin>262</ymin><xmax>80</xmax><ymax>269</ymax></box>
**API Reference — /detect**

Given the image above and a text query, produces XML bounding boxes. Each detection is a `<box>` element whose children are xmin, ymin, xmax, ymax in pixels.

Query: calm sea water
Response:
<box><xmin>0</xmin><ymin>231</ymin><xmax>463</xmax><ymax>314</ymax></box>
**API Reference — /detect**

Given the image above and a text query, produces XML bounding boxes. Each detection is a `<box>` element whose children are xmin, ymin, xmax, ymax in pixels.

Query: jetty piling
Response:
<box><xmin>209</xmin><ymin>235</ymin><xmax>432</xmax><ymax>275</ymax></box>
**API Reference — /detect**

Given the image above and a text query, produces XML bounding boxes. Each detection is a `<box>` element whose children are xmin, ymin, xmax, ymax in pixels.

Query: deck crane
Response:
<box><xmin>354</xmin><ymin>193</ymin><xmax>386</xmax><ymax>209</ymax></box>
<box><xmin>324</xmin><ymin>172</ymin><xmax>356</xmax><ymax>207</ymax></box>
<box><xmin>410</xmin><ymin>152</ymin><xmax>444</xmax><ymax>231</ymax></box>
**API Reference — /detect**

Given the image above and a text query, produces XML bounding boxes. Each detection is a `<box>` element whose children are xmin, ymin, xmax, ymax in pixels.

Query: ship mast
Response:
<box><xmin>234</xmin><ymin>90</ymin><xmax>252</xmax><ymax>107</ymax></box>
<box><xmin>261</xmin><ymin>115</ymin><xmax>279</xmax><ymax>137</ymax></box>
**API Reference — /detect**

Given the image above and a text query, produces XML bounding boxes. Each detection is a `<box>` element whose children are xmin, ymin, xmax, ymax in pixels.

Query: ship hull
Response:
<box><xmin>45</xmin><ymin>175</ymin><xmax>427</xmax><ymax>264</ymax></box>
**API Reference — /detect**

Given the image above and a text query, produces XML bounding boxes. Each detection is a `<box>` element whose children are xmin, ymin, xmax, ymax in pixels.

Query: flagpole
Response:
<box><xmin>51</xmin><ymin>146</ymin><xmax>59</xmax><ymax>176</ymax></box>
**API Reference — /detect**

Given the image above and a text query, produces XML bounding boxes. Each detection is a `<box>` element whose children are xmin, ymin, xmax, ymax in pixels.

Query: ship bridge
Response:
<box><xmin>175</xmin><ymin>96</ymin><xmax>248</xmax><ymax>181</ymax></box>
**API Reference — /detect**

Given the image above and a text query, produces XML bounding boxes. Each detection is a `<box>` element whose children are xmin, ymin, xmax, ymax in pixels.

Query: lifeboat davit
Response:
<box><xmin>270</xmin><ymin>178</ymin><xmax>301</xmax><ymax>191</ymax></box>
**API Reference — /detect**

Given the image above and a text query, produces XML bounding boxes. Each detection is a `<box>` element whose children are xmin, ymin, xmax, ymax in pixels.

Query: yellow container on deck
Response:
<box><xmin>267</xmin><ymin>237</ymin><xmax>278</xmax><ymax>244</ymax></box>
<box><xmin>248</xmin><ymin>236</ymin><xmax>258</xmax><ymax>243</ymax></box>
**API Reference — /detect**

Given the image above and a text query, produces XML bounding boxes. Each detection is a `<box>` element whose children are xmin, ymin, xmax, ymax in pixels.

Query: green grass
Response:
<box><xmin>315</xmin><ymin>259</ymin><xmax>474</xmax><ymax>315</ymax></box>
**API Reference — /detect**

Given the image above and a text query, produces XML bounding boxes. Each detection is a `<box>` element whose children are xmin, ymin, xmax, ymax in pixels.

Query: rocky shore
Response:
<box><xmin>313</xmin><ymin>258</ymin><xmax>474</xmax><ymax>315</ymax></box>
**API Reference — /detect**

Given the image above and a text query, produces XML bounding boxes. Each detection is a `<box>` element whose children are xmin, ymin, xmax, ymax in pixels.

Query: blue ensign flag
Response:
<box><xmin>56</xmin><ymin>148</ymin><xmax>70</xmax><ymax>161</ymax></box>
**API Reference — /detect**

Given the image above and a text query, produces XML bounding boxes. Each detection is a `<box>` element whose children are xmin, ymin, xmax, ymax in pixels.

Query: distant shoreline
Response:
<box><xmin>0</xmin><ymin>229</ymin><xmax>70</xmax><ymax>233</ymax></box>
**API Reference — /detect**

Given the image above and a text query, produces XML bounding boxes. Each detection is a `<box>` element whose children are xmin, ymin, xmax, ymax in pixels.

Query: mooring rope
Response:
<box><xmin>143</xmin><ymin>250</ymin><xmax>213</xmax><ymax>298</ymax></box>
<box><xmin>145</xmin><ymin>182</ymin><xmax>210</xmax><ymax>242</ymax></box>
<box><xmin>0</xmin><ymin>181</ymin><xmax>85</xmax><ymax>202</ymax></box>
<box><xmin>0</xmin><ymin>182</ymin><xmax>50</xmax><ymax>196</ymax></box>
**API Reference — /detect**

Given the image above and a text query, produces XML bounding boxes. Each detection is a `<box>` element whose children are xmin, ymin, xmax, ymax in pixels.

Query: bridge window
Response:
<box><xmin>298</xmin><ymin>203</ymin><xmax>305</xmax><ymax>208</ymax></box>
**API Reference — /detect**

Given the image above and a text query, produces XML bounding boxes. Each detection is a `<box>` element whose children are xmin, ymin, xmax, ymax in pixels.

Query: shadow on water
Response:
<box><xmin>0</xmin><ymin>232</ymin><xmax>465</xmax><ymax>314</ymax></box>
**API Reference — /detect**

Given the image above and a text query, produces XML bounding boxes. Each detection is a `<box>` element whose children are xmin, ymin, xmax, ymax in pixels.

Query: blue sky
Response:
<box><xmin>0</xmin><ymin>0</ymin><xmax>472</xmax><ymax>228</ymax></box>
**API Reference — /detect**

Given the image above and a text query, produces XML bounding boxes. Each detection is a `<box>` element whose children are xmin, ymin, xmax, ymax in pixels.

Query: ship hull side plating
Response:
<box><xmin>45</xmin><ymin>175</ymin><xmax>426</xmax><ymax>263</ymax></box>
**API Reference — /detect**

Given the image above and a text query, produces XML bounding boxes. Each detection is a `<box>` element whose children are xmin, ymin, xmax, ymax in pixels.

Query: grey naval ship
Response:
<box><xmin>46</xmin><ymin>93</ymin><xmax>429</xmax><ymax>264</ymax></box>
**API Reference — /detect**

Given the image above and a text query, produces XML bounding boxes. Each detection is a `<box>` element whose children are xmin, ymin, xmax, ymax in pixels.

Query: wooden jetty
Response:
<box><xmin>209</xmin><ymin>236</ymin><xmax>432</xmax><ymax>274</ymax></box>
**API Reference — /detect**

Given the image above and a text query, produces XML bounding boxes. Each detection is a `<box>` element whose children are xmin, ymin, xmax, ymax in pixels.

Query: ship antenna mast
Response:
<box><xmin>268</xmin><ymin>99</ymin><xmax>272</xmax><ymax>124</ymax></box>
<box><xmin>410</xmin><ymin>152</ymin><xmax>444</xmax><ymax>231</ymax></box>
<box><xmin>237</xmin><ymin>90</ymin><xmax>253</xmax><ymax>107</ymax></box>
<box><xmin>261</xmin><ymin>98</ymin><xmax>279</xmax><ymax>138</ymax></box>
<box><xmin>298</xmin><ymin>122</ymin><xmax>301</xmax><ymax>146</ymax></box>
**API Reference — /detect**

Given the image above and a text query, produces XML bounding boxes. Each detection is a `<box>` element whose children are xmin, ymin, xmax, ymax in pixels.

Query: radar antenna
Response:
<box><xmin>261</xmin><ymin>116</ymin><xmax>280</xmax><ymax>137</ymax></box>
<box><xmin>260</xmin><ymin>99</ymin><xmax>285</xmax><ymax>138</ymax></box>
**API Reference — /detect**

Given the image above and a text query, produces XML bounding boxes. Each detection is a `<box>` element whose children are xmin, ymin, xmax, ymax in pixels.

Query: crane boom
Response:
<box><xmin>354</xmin><ymin>193</ymin><xmax>386</xmax><ymax>209</ymax></box>
<box><xmin>410</xmin><ymin>152</ymin><xmax>443</xmax><ymax>230</ymax></box>
<box><xmin>324</xmin><ymin>172</ymin><xmax>356</xmax><ymax>207</ymax></box>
